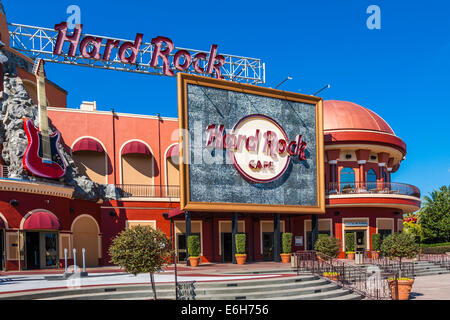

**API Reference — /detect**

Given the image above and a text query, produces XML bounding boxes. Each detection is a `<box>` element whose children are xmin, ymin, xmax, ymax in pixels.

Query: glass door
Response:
<box><xmin>42</xmin><ymin>233</ymin><xmax>58</xmax><ymax>268</ymax></box>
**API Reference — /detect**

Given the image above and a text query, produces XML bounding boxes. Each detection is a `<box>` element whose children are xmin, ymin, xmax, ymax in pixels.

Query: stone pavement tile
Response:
<box><xmin>410</xmin><ymin>274</ymin><xmax>450</xmax><ymax>300</ymax></box>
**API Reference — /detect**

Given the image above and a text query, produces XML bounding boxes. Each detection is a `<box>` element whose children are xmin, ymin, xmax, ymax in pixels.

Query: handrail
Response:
<box><xmin>419</xmin><ymin>254</ymin><xmax>450</xmax><ymax>270</ymax></box>
<box><xmin>326</xmin><ymin>181</ymin><xmax>420</xmax><ymax>198</ymax></box>
<box><xmin>115</xmin><ymin>184</ymin><xmax>180</xmax><ymax>199</ymax></box>
<box><xmin>294</xmin><ymin>251</ymin><xmax>404</xmax><ymax>300</ymax></box>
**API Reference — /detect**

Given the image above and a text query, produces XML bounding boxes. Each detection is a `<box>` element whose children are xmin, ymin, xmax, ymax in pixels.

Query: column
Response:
<box><xmin>273</xmin><ymin>214</ymin><xmax>281</xmax><ymax>262</ymax></box>
<box><xmin>311</xmin><ymin>215</ymin><xmax>319</xmax><ymax>251</ymax></box>
<box><xmin>232</xmin><ymin>213</ymin><xmax>238</xmax><ymax>264</ymax></box>
<box><xmin>358</xmin><ymin>160</ymin><xmax>366</xmax><ymax>191</ymax></box>
<box><xmin>185</xmin><ymin>211</ymin><xmax>191</xmax><ymax>266</ymax></box>
<box><xmin>329</xmin><ymin>160</ymin><xmax>338</xmax><ymax>193</ymax></box>
<box><xmin>211</xmin><ymin>215</ymin><xmax>215</xmax><ymax>262</ymax></box>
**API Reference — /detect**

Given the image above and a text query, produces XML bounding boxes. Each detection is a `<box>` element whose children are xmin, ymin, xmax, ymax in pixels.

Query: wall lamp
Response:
<box><xmin>9</xmin><ymin>199</ymin><xmax>19</xmax><ymax>207</ymax></box>
<box><xmin>109</xmin><ymin>211</ymin><xmax>117</xmax><ymax>217</ymax></box>
<box><xmin>334</xmin><ymin>211</ymin><xmax>340</xmax><ymax>216</ymax></box>
<box><xmin>162</xmin><ymin>212</ymin><xmax>169</xmax><ymax>220</ymax></box>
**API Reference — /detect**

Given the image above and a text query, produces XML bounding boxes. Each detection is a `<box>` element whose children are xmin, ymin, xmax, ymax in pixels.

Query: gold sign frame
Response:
<box><xmin>177</xmin><ymin>73</ymin><xmax>325</xmax><ymax>214</ymax></box>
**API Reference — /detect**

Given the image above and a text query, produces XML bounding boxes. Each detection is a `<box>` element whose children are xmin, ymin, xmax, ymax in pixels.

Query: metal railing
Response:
<box><xmin>115</xmin><ymin>184</ymin><xmax>180</xmax><ymax>199</ymax></box>
<box><xmin>419</xmin><ymin>254</ymin><xmax>450</xmax><ymax>271</ymax></box>
<box><xmin>294</xmin><ymin>251</ymin><xmax>407</xmax><ymax>300</ymax></box>
<box><xmin>326</xmin><ymin>181</ymin><xmax>421</xmax><ymax>198</ymax></box>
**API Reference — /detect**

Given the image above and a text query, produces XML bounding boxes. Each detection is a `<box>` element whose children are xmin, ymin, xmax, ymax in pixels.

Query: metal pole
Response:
<box><xmin>64</xmin><ymin>248</ymin><xmax>68</xmax><ymax>272</ymax></box>
<box><xmin>73</xmin><ymin>248</ymin><xmax>77</xmax><ymax>272</ymax></box>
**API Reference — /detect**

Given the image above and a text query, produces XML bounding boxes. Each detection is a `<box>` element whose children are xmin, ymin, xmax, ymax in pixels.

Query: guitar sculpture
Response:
<box><xmin>23</xmin><ymin>59</ymin><xmax>66</xmax><ymax>179</ymax></box>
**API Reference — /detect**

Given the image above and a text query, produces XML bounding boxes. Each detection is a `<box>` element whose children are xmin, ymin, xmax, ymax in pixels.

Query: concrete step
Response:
<box><xmin>0</xmin><ymin>273</ymin><xmax>363</xmax><ymax>301</ymax></box>
<box><xmin>40</xmin><ymin>278</ymin><xmax>333</xmax><ymax>300</ymax></box>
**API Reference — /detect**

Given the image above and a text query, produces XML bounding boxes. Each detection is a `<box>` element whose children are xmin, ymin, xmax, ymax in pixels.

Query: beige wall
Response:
<box><xmin>126</xmin><ymin>221</ymin><xmax>156</xmax><ymax>229</ymax></box>
<box><xmin>166</xmin><ymin>158</ymin><xmax>179</xmax><ymax>186</ymax></box>
<box><xmin>73</xmin><ymin>151</ymin><xmax>106</xmax><ymax>184</ymax></box>
<box><xmin>122</xmin><ymin>154</ymin><xmax>154</xmax><ymax>185</ymax></box>
<box><xmin>72</xmin><ymin>216</ymin><xmax>99</xmax><ymax>267</ymax></box>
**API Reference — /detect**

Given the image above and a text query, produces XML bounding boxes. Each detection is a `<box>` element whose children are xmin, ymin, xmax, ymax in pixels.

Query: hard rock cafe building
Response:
<box><xmin>0</xmin><ymin>9</ymin><xmax>421</xmax><ymax>271</ymax></box>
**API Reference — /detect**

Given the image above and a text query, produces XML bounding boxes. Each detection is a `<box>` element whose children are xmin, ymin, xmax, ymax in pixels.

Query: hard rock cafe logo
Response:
<box><xmin>205</xmin><ymin>114</ymin><xmax>307</xmax><ymax>183</ymax></box>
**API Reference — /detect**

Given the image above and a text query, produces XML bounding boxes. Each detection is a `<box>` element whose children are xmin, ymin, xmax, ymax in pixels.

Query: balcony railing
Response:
<box><xmin>115</xmin><ymin>185</ymin><xmax>180</xmax><ymax>199</ymax></box>
<box><xmin>326</xmin><ymin>182</ymin><xmax>420</xmax><ymax>198</ymax></box>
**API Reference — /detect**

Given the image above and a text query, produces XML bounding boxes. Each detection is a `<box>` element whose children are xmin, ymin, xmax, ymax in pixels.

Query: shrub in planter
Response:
<box><xmin>314</xmin><ymin>236</ymin><xmax>340</xmax><ymax>260</ymax></box>
<box><xmin>345</xmin><ymin>232</ymin><xmax>356</xmax><ymax>260</ymax></box>
<box><xmin>381</xmin><ymin>233</ymin><xmax>420</xmax><ymax>300</ymax></box>
<box><xmin>371</xmin><ymin>233</ymin><xmax>382</xmax><ymax>259</ymax></box>
<box><xmin>281</xmin><ymin>233</ymin><xmax>293</xmax><ymax>263</ymax></box>
<box><xmin>187</xmin><ymin>235</ymin><xmax>201</xmax><ymax>267</ymax></box>
<box><xmin>235</xmin><ymin>233</ymin><xmax>247</xmax><ymax>265</ymax></box>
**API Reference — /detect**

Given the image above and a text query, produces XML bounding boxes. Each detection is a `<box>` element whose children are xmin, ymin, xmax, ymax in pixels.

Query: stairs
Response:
<box><xmin>413</xmin><ymin>261</ymin><xmax>450</xmax><ymax>277</ymax></box>
<box><xmin>0</xmin><ymin>274</ymin><xmax>363</xmax><ymax>300</ymax></box>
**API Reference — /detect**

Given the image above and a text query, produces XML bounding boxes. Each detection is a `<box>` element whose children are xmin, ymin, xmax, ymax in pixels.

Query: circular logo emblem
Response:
<box><xmin>231</xmin><ymin>114</ymin><xmax>291</xmax><ymax>183</ymax></box>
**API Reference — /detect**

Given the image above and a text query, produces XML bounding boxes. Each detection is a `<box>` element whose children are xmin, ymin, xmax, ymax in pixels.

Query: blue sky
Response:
<box><xmin>4</xmin><ymin>0</ymin><xmax>450</xmax><ymax>199</ymax></box>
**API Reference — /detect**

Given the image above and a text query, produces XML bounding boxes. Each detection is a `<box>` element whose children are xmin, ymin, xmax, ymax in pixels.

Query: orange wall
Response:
<box><xmin>17</xmin><ymin>67</ymin><xmax>68</xmax><ymax>108</ymax></box>
<box><xmin>47</xmin><ymin>109</ymin><xmax>179</xmax><ymax>186</ymax></box>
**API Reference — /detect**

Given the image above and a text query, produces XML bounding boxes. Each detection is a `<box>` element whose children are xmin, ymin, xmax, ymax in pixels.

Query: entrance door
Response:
<box><xmin>355</xmin><ymin>230</ymin><xmax>366</xmax><ymax>254</ymax></box>
<box><xmin>176</xmin><ymin>234</ymin><xmax>187</xmax><ymax>262</ymax></box>
<box><xmin>262</xmin><ymin>233</ymin><xmax>273</xmax><ymax>261</ymax></box>
<box><xmin>221</xmin><ymin>233</ymin><xmax>232</xmax><ymax>262</ymax></box>
<box><xmin>0</xmin><ymin>230</ymin><xmax>4</xmax><ymax>271</ymax></box>
<box><xmin>25</xmin><ymin>232</ymin><xmax>40</xmax><ymax>270</ymax></box>
<box><xmin>42</xmin><ymin>233</ymin><xmax>58</xmax><ymax>268</ymax></box>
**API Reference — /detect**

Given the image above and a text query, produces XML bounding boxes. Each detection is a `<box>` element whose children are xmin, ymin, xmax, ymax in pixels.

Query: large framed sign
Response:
<box><xmin>177</xmin><ymin>74</ymin><xmax>325</xmax><ymax>214</ymax></box>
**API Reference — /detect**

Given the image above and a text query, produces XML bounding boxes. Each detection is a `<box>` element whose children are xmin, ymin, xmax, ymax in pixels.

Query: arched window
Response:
<box><xmin>340</xmin><ymin>167</ymin><xmax>355</xmax><ymax>192</ymax></box>
<box><xmin>72</xmin><ymin>138</ymin><xmax>107</xmax><ymax>184</ymax></box>
<box><xmin>367</xmin><ymin>169</ymin><xmax>377</xmax><ymax>191</ymax></box>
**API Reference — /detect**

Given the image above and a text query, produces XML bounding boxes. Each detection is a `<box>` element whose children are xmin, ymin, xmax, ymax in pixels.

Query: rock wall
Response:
<box><xmin>0</xmin><ymin>48</ymin><xmax>122</xmax><ymax>201</ymax></box>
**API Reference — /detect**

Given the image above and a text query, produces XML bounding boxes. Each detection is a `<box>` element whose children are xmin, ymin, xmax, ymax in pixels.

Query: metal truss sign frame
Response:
<box><xmin>8</xmin><ymin>22</ymin><xmax>265</xmax><ymax>84</ymax></box>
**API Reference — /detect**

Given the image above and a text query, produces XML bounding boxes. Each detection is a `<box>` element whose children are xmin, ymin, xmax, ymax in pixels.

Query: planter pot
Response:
<box><xmin>235</xmin><ymin>254</ymin><xmax>247</xmax><ymax>265</ymax></box>
<box><xmin>329</xmin><ymin>275</ymin><xmax>339</xmax><ymax>281</ymax></box>
<box><xmin>347</xmin><ymin>252</ymin><xmax>355</xmax><ymax>260</ymax></box>
<box><xmin>189</xmin><ymin>257</ymin><xmax>200</xmax><ymax>267</ymax></box>
<box><xmin>280</xmin><ymin>254</ymin><xmax>291</xmax><ymax>264</ymax></box>
<box><xmin>371</xmin><ymin>251</ymin><xmax>380</xmax><ymax>260</ymax></box>
<box><xmin>388</xmin><ymin>279</ymin><xmax>414</xmax><ymax>300</ymax></box>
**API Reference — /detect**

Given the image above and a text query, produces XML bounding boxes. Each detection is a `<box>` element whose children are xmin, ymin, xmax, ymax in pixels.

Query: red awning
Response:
<box><xmin>72</xmin><ymin>138</ymin><xmax>104</xmax><ymax>153</ymax></box>
<box><xmin>167</xmin><ymin>144</ymin><xmax>179</xmax><ymax>159</ymax></box>
<box><xmin>168</xmin><ymin>208</ymin><xmax>185</xmax><ymax>219</ymax></box>
<box><xmin>23</xmin><ymin>212</ymin><xmax>60</xmax><ymax>230</ymax></box>
<box><xmin>121</xmin><ymin>141</ymin><xmax>151</xmax><ymax>156</ymax></box>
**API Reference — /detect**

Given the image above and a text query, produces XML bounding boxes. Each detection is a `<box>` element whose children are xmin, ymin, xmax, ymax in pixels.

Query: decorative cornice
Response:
<box><xmin>0</xmin><ymin>178</ymin><xmax>74</xmax><ymax>199</ymax></box>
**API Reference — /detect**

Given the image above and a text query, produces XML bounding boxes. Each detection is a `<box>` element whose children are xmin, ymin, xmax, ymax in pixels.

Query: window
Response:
<box><xmin>367</xmin><ymin>169</ymin><xmax>377</xmax><ymax>191</ymax></box>
<box><xmin>340</xmin><ymin>167</ymin><xmax>355</xmax><ymax>192</ymax></box>
<box><xmin>378</xmin><ymin>229</ymin><xmax>392</xmax><ymax>241</ymax></box>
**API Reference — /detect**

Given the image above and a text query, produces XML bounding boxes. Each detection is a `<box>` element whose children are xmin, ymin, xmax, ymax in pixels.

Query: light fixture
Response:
<box><xmin>313</xmin><ymin>84</ymin><xmax>331</xmax><ymax>96</ymax></box>
<box><xmin>275</xmin><ymin>76</ymin><xmax>293</xmax><ymax>89</ymax></box>
<box><xmin>9</xmin><ymin>199</ymin><xmax>19</xmax><ymax>207</ymax></box>
<box><xmin>109</xmin><ymin>211</ymin><xmax>117</xmax><ymax>217</ymax></box>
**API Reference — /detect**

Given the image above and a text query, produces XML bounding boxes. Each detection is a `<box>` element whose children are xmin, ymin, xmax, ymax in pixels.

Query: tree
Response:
<box><xmin>109</xmin><ymin>225</ymin><xmax>173</xmax><ymax>300</ymax></box>
<box><xmin>418</xmin><ymin>185</ymin><xmax>450</xmax><ymax>244</ymax></box>
<box><xmin>314</xmin><ymin>236</ymin><xmax>340</xmax><ymax>259</ymax></box>
<box><xmin>381</xmin><ymin>233</ymin><xmax>420</xmax><ymax>277</ymax></box>
<box><xmin>282</xmin><ymin>233</ymin><xmax>293</xmax><ymax>254</ymax></box>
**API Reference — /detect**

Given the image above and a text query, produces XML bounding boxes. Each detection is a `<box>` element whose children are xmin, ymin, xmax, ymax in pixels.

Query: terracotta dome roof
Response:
<box><xmin>324</xmin><ymin>100</ymin><xmax>395</xmax><ymax>135</ymax></box>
